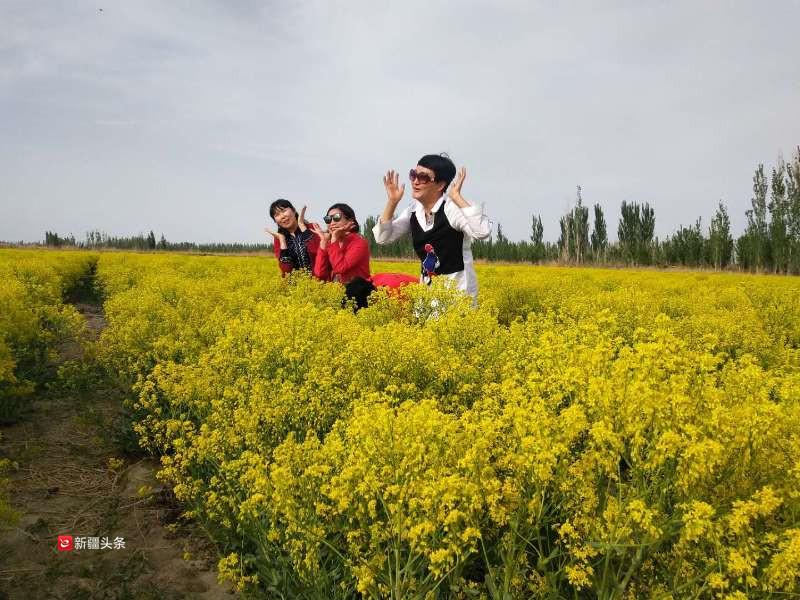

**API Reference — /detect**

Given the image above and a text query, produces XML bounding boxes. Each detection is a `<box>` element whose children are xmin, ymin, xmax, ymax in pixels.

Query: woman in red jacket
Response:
<box><xmin>310</xmin><ymin>203</ymin><xmax>370</xmax><ymax>284</ymax></box>
<box><xmin>265</xmin><ymin>199</ymin><xmax>320</xmax><ymax>275</ymax></box>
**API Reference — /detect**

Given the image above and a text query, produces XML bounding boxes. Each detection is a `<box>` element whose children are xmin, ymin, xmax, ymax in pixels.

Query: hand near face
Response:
<box><xmin>328</xmin><ymin>222</ymin><xmax>342</xmax><ymax>242</ymax></box>
<box><xmin>298</xmin><ymin>205</ymin><xmax>308</xmax><ymax>232</ymax></box>
<box><xmin>448</xmin><ymin>167</ymin><xmax>466</xmax><ymax>202</ymax></box>
<box><xmin>383</xmin><ymin>170</ymin><xmax>405</xmax><ymax>206</ymax></box>
<box><xmin>328</xmin><ymin>220</ymin><xmax>354</xmax><ymax>243</ymax></box>
<box><xmin>265</xmin><ymin>227</ymin><xmax>286</xmax><ymax>248</ymax></box>
<box><xmin>310</xmin><ymin>222</ymin><xmax>331</xmax><ymax>248</ymax></box>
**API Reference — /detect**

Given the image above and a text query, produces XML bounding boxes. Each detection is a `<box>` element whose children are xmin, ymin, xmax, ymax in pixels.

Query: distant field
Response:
<box><xmin>2</xmin><ymin>248</ymin><xmax>799</xmax><ymax>599</ymax></box>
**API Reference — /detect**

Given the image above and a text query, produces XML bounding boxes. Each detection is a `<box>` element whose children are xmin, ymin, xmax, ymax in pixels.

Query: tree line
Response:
<box><xmin>43</xmin><ymin>229</ymin><xmax>271</xmax><ymax>254</ymax></box>
<box><xmin>39</xmin><ymin>147</ymin><xmax>800</xmax><ymax>273</ymax></box>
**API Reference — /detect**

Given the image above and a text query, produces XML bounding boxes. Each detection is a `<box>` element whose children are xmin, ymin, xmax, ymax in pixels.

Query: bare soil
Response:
<box><xmin>0</xmin><ymin>303</ymin><xmax>236</xmax><ymax>600</ymax></box>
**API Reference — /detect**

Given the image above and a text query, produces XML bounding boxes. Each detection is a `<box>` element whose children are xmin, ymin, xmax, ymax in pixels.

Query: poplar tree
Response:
<box><xmin>745</xmin><ymin>164</ymin><xmax>769</xmax><ymax>270</ymax></box>
<box><xmin>786</xmin><ymin>148</ymin><xmax>800</xmax><ymax>274</ymax></box>
<box><xmin>556</xmin><ymin>188</ymin><xmax>591</xmax><ymax>264</ymax></box>
<box><xmin>617</xmin><ymin>201</ymin><xmax>655</xmax><ymax>265</ymax></box>
<box><xmin>590</xmin><ymin>204</ymin><xmax>608</xmax><ymax>262</ymax></box>
<box><xmin>769</xmin><ymin>161</ymin><xmax>789</xmax><ymax>273</ymax></box>
<box><xmin>530</xmin><ymin>214</ymin><xmax>545</xmax><ymax>262</ymax></box>
<box><xmin>573</xmin><ymin>186</ymin><xmax>590</xmax><ymax>264</ymax></box>
<box><xmin>708</xmin><ymin>202</ymin><xmax>733</xmax><ymax>269</ymax></box>
<box><xmin>558</xmin><ymin>212</ymin><xmax>573</xmax><ymax>262</ymax></box>
<box><xmin>639</xmin><ymin>203</ymin><xmax>655</xmax><ymax>264</ymax></box>
<box><xmin>618</xmin><ymin>201</ymin><xmax>640</xmax><ymax>264</ymax></box>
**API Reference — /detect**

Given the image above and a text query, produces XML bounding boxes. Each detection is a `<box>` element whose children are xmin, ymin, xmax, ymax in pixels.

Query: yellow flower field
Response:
<box><xmin>3</xmin><ymin>248</ymin><xmax>800</xmax><ymax>598</ymax></box>
<box><xmin>0</xmin><ymin>249</ymin><xmax>93</xmax><ymax>418</ymax></box>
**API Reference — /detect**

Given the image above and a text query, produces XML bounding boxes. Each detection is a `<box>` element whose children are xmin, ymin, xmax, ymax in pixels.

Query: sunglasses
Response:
<box><xmin>323</xmin><ymin>213</ymin><xmax>344</xmax><ymax>224</ymax></box>
<box><xmin>409</xmin><ymin>169</ymin><xmax>435</xmax><ymax>184</ymax></box>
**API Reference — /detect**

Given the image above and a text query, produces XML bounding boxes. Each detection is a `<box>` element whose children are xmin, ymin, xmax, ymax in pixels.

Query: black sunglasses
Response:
<box><xmin>323</xmin><ymin>213</ymin><xmax>344</xmax><ymax>224</ymax></box>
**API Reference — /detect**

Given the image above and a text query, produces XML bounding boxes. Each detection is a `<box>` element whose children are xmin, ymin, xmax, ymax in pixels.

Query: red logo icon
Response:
<box><xmin>57</xmin><ymin>535</ymin><xmax>73</xmax><ymax>551</ymax></box>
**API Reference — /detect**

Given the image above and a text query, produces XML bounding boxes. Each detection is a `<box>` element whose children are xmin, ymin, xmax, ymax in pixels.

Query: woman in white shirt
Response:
<box><xmin>372</xmin><ymin>153</ymin><xmax>492</xmax><ymax>300</ymax></box>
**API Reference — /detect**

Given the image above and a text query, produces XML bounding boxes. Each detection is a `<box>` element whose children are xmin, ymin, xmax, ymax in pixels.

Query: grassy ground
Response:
<box><xmin>0</xmin><ymin>303</ymin><xmax>235</xmax><ymax>600</ymax></box>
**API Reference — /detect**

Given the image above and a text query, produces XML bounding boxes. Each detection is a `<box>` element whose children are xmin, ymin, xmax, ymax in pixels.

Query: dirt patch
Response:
<box><xmin>73</xmin><ymin>303</ymin><xmax>106</xmax><ymax>339</ymax></box>
<box><xmin>0</xmin><ymin>305</ymin><xmax>236</xmax><ymax>600</ymax></box>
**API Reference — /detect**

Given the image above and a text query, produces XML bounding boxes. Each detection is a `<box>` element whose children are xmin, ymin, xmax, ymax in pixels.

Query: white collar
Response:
<box><xmin>413</xmin><ymin>195</ymin><xmax>445</xmax><ymax>219</ymax></box>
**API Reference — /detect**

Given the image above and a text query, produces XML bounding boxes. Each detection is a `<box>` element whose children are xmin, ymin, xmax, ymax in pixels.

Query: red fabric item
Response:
<box><xmin>272</xmin><ymin>230</ymin><xmax>320</xmax><ymax>274</ymax></box>
<box><xmin>370</xmin><ymin>272</ymin><xmax>419</xmax><ymax>289</ymax></box>
<box><xmin>313</xmin><ymin>233</ymin><xmax>371</xmax><ymax>284</ymax></box>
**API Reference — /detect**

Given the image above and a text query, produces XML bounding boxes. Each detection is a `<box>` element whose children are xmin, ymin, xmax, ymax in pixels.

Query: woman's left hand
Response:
<box><xmin>329</xmin><ymin>221</ymin><xmax>354</xmax><ymax>243</ymax></box>
<box><xmin>448</xmin><ymin>167</ymin><xmax>466</xmax><ymax>200</ymax></box>
<box><xmin>298</xmin><ymin>205</ymin><xmax>308</xmax><ymax>231</ymax></box>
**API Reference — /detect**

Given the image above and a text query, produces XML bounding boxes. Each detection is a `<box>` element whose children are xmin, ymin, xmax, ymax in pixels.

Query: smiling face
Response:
<box><xmin>272</xmin><ymin>205</ymin><xmax>298</xmax><ymax>231</ymax></box>
<box><xmin>325</xmin><ymin>208</ymin><xmax>351</xmax><ymax>232</ymax></box>
<box><xmin>410</xmin><ymin>164</ymin><xmax>444</xmax><ymax>202</ymax></box>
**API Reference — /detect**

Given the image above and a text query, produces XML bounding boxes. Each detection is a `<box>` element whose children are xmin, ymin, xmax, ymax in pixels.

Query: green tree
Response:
<box><xmin>44</xmin><ymin>231</ymin><xmax>75</xmax><ymax>247</ymax></box>
<box><xmin>617</xmin><ymin>201</ymin><xmax>655</xmax><ymax>265</ymax></box>
<box><xmin>573</xmin><ymin>186</ymin><xmax>590</xmax><ymax>264</ymax></box>
<box><xmin>708</xmin><ymin>202</ymin><xmax>733</xmax><ymax>269</ymax></box>
<box><xmin>769</xmin><ymin>161</ymin><xmax>789</xmax><ymax>273</ymax></box>
<box><xmin>746</xmin><ymin>164</ymin><xmax>769</xmax><ymax>270</ymax></box>
<box><xmin>495</xmin><ymin>223</ymin><xmax>508</xmax><ymax>244</ymax></box>
<box><xmin>558</xmin><ymin>212</ymin><xmax>574</xmax><ymax>262</ymax></box>
<box><xmin>664</xmin><ymin>219</ymin><xmax>705</xmax><ymax>266</ymax></box>
<box><xmin>591</xmin><ymin>204</ymin><xmax>608</xmax><ymax>262</ymax></box>
<box><xmin>556</xmin><ymin>187</ymin><xmax>590</xmax><ymax>264</ymax></box>
<box><xmin>363</xmin><ymin>215</ymin><xmax>378</xmax><ymax>256</ymax></box>
<box><xmin>786</xmin><ymin>147</ymin><xmax>800</xmax><ymax>274</ymax></box>
<box><xmin>638</xmin><ymin>203</ymin><xmax>655</xmax><ymax>264</ymax></box>
<box><xmin>529</xmin><ymin>214</ymin><xmax>545</xmax><ymax>262</ymax></box>
<box><xmin>618</xmin><ymin>201</ymin><xmax>640</xmax><ymax>265</ymax></box>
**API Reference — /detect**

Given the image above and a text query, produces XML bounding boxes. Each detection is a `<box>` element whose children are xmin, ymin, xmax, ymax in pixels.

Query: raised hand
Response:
<box><xmin>310</xmin><ymin>222</ymin><xmax>331</xmax><ymax>249</ymax></box>
<box><xmin>383</xmin><ymin>170</ymin><xmax>405</xmax><ymax>206</ymax></box>
<box><xmin>265</xmin><ymin>227</ymin><xmax>287</xmax><ymax>248</ymax></box>
<box><xmin>328</xmin><ymin>220</ymin><xmax>350</xmax><ymax>243</ymax></box>
<box><xmin>298</xmin><ymin>205</ymin><xmax>308</xmax><ymax>232</ymax></box>
<box><xmin>448</xmin><ymin>167</ymin><xmax>466</xmax><ymax>202</ymax></box>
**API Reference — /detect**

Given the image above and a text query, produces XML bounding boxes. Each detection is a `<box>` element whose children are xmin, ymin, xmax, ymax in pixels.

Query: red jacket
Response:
<box><xmin>273</xmin><ymin>230</ymin><xmax>320</xmax><ymax>274</ymax></box>
<box><xmin>313</xmin><ymin>233</ymin><xmax>370</xmax><ymax>283</ymax></box>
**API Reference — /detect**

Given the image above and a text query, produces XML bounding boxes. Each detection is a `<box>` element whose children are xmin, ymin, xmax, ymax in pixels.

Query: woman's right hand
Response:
<box><xmin>265</xmin><ymin>228</ymin><xmax>287</xmax><ymax>248</ymax></box>
<box><xmin>383</xmin><ymin>170</ymin><xmax>405</xmax><ymax>206</ymax></box>
<box><xmin>310</xmin><ymin>222</ymin><xmax>331</xmax><ymax>249</ymax></box>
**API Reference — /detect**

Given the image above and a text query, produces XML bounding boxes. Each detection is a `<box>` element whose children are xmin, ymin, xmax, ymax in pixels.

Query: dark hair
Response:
<box><xmin>269</xmin><ymin>199</ymin><xmax>299</xmax><ymax>236</ymax></box>
<box><xmin>343</xmin><ymin>276</ymin><xmax>376</xmax><ymax>311</ymax></box>
<box><xmin>418</xmin><ymin>153</ymin><xmax>456</xmax><ymax>193</ymax></box>
<box><xmin>326</xmin><ymin>203</ymin><xmax>360</xmax><ymax>233</ymax></box>
<box><xmin>269</xmin><ymin>198</ymin><xmax>298</xmax><ymax>220</ymax></box>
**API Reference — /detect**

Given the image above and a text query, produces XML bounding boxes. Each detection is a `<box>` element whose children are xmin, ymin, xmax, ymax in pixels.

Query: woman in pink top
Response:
<box><xmin>310</xmin><ymin>203</ymin><xmax>371</xmax><ymax>284</ymax></box>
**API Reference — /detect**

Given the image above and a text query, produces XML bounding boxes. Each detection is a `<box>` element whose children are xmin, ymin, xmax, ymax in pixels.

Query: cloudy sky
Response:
<box><xmin>1</xmin><ymin>1</ymin><xmax>798</xmax><ymax>244</ymax></box>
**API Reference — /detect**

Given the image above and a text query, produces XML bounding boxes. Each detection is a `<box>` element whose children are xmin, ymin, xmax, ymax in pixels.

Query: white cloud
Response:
<box><xmin>1</xmin><ymin>0</ymin><xmax>799</xmax><ymax>243</ymax></box>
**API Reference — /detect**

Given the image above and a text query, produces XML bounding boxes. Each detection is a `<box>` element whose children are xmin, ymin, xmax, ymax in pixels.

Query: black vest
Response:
<box><xmin>410</xmin><ymin>202</ymin><xmax>465</xmax><ymax>275</ymax></box>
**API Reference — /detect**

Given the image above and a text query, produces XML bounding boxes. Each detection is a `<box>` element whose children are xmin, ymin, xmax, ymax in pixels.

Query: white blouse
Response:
<box><xmin>373</xmin><ymin>196</ymin><xmax>492</xmax><ymax>299</ymax></box>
